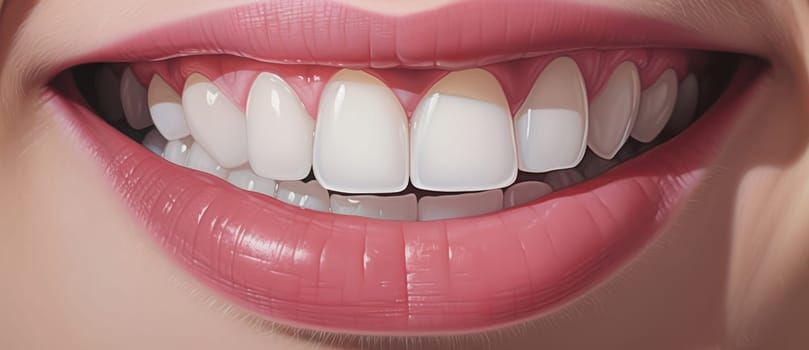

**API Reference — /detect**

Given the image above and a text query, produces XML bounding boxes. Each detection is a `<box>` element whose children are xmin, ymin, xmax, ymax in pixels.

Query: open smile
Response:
<box><xmin>45</xmin><ymin>0</ymin><xmax>765</xmax><ymax>335</ymax></box>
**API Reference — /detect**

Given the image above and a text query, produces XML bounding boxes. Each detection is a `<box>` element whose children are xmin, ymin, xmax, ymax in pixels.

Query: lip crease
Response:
<box><xmin>50</xmin><ymin>0</ymin><xmax>761</xmax><ymax>335</ymax></box>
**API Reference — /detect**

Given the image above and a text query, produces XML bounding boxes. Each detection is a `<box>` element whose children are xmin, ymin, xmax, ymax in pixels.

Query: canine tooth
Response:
<box><xmin>632</xmin><ymin>69</ymin><xmax>678</xmax><ymax>143</ymax></box>
<box><xmin>410</xmin><ymin>69</ymin><xmax>518</xmax><ymax>192</ymax></box>
<box><xmin>228</xmin><ymin>169</ymin><xmax>277</xmax><ymax>197</ymax></box>
<box><xmin>330</xmin><ymin>194</ymin><xmax>418</xmax><ymax>221</ymax></box>
<box><xmin>276</xmin><ymin>181</ymin><xmax>331</xmax><ymax>212</ymax></box>
<box><xmin>120</xmin><ymin>68</ymin><xmax>153</xmax><ymax>130</ymax></box>
<box><xmin>186</xmin><ymin>143</ymin><xmax>229</xmax><ymax>179</ymax></box>
<box><xmin>162</xmin><ymin>138</ymin><xmax>192</xmax><ymax>166</ymax></box>
<box><xmin>588</xmin><ymin>62</ymin><xmax>641</xmax><ymax>160</ymax></box>
<box><xmin>544</xmin><ymin>169</ymin><xmax>585</xmax><ymax>191</ymax></box>
<box><xmin>246</xmin><ymin>73</ymin><xmax>314</xmax><ymax>181</ymax></box>
<box><xmin>142</xmin><ymin>129</ymin><xmax>167</xmax><ymax>155</ymax></box>
<box><xmin>148</xmin><ymin>75</ymin><xmax>190</xmax><ymax>141</ymax></box>
<box><xmin>666</xmin><ymin>74</ymin><xmax>699</xmax><ymax>134</ymax></box>
<box><xmin>418</xmin><ymin>190</ymin><xmax>504</xmax><ymax>221</ymax></box>
<box><xmin>314</xmin><ymin>70</ymin><xmax>410</xmax><ymax>194</ymax></box>
<box><xmin>183</xmin><ymin>73</ymin><xmax>248</xmax><ymax>168</ymax></box>
<box><xmin>504</xmin><ymin>181</ymin><xmax>553</xmax><ymax>208</ymax></box>
<box><xmin>95</xmin><ymin>66</ymin><xmax>125</xmax><ymax>121</ymax></box>
<box><xmin>515</xmin><ymin>57</ymin><xmax>588</xmax><ymax>173</ymax></box>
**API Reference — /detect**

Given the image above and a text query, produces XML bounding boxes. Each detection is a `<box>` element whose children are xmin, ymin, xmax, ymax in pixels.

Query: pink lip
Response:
<box><xmin>51</xmin><ymin>0</ymin><xmax>760</xmax><ymax>335</ymax></box>
<box><xmin>69</xmin><ymin>0</ymin><xmax>716</xmax><ymax>69</ymax></box>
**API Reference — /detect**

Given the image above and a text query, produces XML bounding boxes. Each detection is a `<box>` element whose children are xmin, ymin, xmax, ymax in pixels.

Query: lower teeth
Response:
<box><xmin>141</xmin><ymin>130</ymin><xmax>657</xmax><ymax>222</ymax></box>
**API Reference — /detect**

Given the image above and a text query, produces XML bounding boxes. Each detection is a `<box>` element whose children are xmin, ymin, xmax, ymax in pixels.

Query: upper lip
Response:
<box><xmin>67</xmin><ymin>0</ymin><xmax>712</xmax><ymax>70</ymax></box>
<box><xmin>53</xmin><ymin>0</ymin><xmax>755</xmax><ymax>336</ymax></box>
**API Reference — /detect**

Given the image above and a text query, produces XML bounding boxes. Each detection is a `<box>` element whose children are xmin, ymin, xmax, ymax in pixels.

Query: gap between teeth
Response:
<box><xmin>122</xmin><ymin>57</ymin><xmax>700</xmax><ymax>221</ymax></box>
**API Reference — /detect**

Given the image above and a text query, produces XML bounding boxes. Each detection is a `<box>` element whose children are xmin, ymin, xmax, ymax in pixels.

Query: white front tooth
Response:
<box><xmin>588</xmin><ymin>62</ymin><xmax>641</xmax><ymax>160</ymax></box>
<box><xmin>411</xmin><ymin>69</ymin><xmax>518</xmax><ymax>192</ymax></box>
<box><xmin>142</xmin><ymin>129</ymin><xmax>168</xmax><ymax>155</ymax></box>
<box><xmin>515</xmin><ymin>57</ymin><xmax>588</xmax><ymax>173</ymax></box>
<box><xmin>330</xmin><ymin>194</ymin><xmax>418</xmax><ymax>221</ymax></box>
<box><xmin>631</xmin><ymin>69</ymin><xmax>678</xmax><ymax>143</ymax></box>
<box><xmin>227</xmin><ymin>169</ymin><xmax>277</xmax><ymax>197</ymax></box>
<box><xmin>148</xmin><ymin>75</ymin><xmax>190</xmax><ymax>141</ymax></box>
<box><xmin>276</xmin><ymin>181</ymin><xmax>331</xmax><ymax>212</ymax></box>
<box><xmin>666</xmin><ymin>74</ymin><xmax>699</xmax><ymax>135</ymax></box>
<box><xmin>120</xmin><ymin>68</ymin><xmax>153</xmax><ymax>130</ymax></box>
<box><xmin>186</xmin><ymin>143</ymin><xmax>230</xmax><ymax>179</ymax></box>
<box><xmin>418</xmin><ymin>190</ymin><xmax>504</xmax><ymax>221</ymax></box>
<box><xmin>544</xmin><ymin>169</ymin><xmax>585</xmax><ymax>191</ymax></box>
<box><xmin>246</xmin><ymin>73</ymin><xmax>314</xmax><ymax>181</ymax></box>
<box><xmin>95</xmin><ymin>66</ymin><xmax>125</xmax><ymax>121</ymax></box>
<box><xmin>504</xmin><ymin>181</ymin><xmax>553</xmax><ymax>208</ymax></box>
<box><xmin>183</xmin><ymin>73</ymin><xmax>248</xmax><ymax>168</ymax></box>
<box><xmin>162</xmin><ymin>138</ymin><xmax>192</xmax><ymax>166</ymax></box>
<box><xmin>314</xmin><ymin>70</ymin><xmax>410</xmax><ymax>194</ymax></box>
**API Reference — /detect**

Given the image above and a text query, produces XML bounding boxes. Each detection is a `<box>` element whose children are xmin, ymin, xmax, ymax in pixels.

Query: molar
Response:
<box><xmin>95</xmin><ymin>66</ymin><xmax>125</xmax><ymax>121</ymax></box>
<box><xmin>665</xmin><ymin>74</ymin><xmax>699</xmax><ymax>135</ymax></box>
<box><xmin>121</xmin><ymin>68</ymin><xmax>153</xmax><ymax>130</ymax></box>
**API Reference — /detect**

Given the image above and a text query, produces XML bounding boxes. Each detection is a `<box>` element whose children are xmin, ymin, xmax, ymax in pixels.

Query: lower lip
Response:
<box><xmin>49</xmin><ymin>61</ymin><xmax>760</xmax><ymax>335</ymax></box>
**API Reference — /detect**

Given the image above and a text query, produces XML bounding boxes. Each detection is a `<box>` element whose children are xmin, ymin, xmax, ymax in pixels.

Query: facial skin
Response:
<box><xmin>1</xmin><ymin>0</ymin><xmax>808</xmax><ymax>349</ymax></box>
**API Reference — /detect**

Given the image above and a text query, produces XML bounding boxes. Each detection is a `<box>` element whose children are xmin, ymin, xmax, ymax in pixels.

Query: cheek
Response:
<box><xmin>722</xmin><ymin>71</ymin><xmax>809</xmax><ymax>335</ymax></box>
<box><xmin>0</xmin><ymin>108</ymin><xmax>323</xmax><ymax>349</ymax></box>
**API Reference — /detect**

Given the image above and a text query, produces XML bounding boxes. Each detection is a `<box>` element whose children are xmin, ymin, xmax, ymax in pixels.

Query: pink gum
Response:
<box><xmin>131</xmin><ymin>49</ymin><xmax>705</xmax><ymax>118</ymax></box>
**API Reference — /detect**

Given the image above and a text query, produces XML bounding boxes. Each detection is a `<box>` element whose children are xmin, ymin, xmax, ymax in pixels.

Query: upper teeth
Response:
<box><xmin>120</xmin><ymin>57</ymin><xmax>694</xmax><ymax>220</ymax></box>
<box><xmin>314</xmin><ymin>70</ymin><xmax>411</xmax><ymax>194</ymax></box>
<box><xmin>121</xmin><ymin>68</ymin><xmax>153</xmax><ymax>130</ymax></box>
<box><xmin>587</xmin><ymin>61</ymin><xmax>642</xmax><ymax>160</ymax></box>
<box><xmin>514</xmin><ymin>57</ymin><xmax>589</xmax><ymax>173</ymax></box>
<box><xmin>631</xmin><ymin>69</ymin><xmax>678</xmax><ymax>143</ymax></box>
<box><xmin>410</xmin><ymin>69</ymin><xmax>518</xmax><ymax>193</ymax></box>
<box><xmin>246</xmin><ymin>72</ymin><xmax>314</xmax><ymax>181</ymax></box>
<box><xmin>182</xmin><ymin>73</ymin><xmax>248</xmax><ymax>169</ymax></box>
<box><xmin>148</xmin><ymin>75</ymin><xmax>190</xmax><ymax>141</ymax></box>
<box><xmin>665</xmin><ymin>74</ymin><xmax>700</xmax><ymax>135</ymax></box>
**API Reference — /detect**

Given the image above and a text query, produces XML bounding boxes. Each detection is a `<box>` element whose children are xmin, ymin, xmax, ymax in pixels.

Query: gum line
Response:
<box><xmin>131</xmin><ymin>49</ymin><xmax>703</xmax><ymax>117</ymax></box>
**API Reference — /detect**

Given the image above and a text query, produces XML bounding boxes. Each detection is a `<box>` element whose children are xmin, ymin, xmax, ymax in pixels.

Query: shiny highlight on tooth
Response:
<box><xmin>116</xmin><ymin>56</ymin><xmax>700</xmax><ymax>222</ymax></box>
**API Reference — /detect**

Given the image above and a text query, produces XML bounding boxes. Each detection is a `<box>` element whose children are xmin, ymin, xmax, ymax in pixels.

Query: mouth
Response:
<box><xmin>45</xmin><ymin>0</ymin><xmax>764</xmax><ymax>336</ymax></box>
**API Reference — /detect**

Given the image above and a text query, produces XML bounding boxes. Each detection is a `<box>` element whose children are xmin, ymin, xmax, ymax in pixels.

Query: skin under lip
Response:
<box><xmin>50</xmin><ymin>61</ymin><xmax>761</xmax><ymax>334</ymax></box>
<box><xmin>48</xmin><ymin>0</ymin><xmax>758</xmax><ymax>334</ymax></box>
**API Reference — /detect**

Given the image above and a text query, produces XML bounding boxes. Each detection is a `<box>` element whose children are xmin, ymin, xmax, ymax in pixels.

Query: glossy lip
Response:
<box><xmin>49</xmin><ymin>0</ymin><xmax>759</xmax><ymax>335</ymax></box>
<box><xmin>63</xmin><ymin>0</ymin><xmax>719</xmax><ymax>71</ymax></box>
